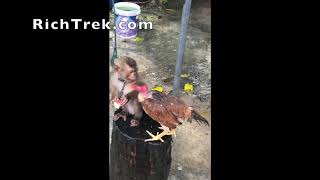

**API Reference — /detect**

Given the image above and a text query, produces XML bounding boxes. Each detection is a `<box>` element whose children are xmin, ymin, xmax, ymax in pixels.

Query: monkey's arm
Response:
<box><xmin>111</xmin><ymin>85</ymin><xmax>119</xmax><ymax>101</ymax></box>
<box><xmin>130</xmin><ymin>102</ymin><xmax>143</xmax><ymax>127</ymax></box>
<box><xmin>123</xmin><ymin>90</ymin><xmax>138</xmax><ymax>101</ymax></box>
<box><xmin>133</xmin><ymin>106</ymin><xmax>143</xmax><ymax>120</ymax></box>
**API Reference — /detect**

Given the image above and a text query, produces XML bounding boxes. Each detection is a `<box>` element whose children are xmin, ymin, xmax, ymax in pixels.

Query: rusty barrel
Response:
<box><xmin>109</xmin><ymin>108</ymin><xmax>172</xmax><ymax>180</ymax></box>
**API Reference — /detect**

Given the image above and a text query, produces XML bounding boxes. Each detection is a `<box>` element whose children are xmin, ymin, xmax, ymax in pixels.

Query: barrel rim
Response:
<box><xmin>112</xmin><ymin>115</ymin><xmax>172</xmax><ymax>146</ymax></box>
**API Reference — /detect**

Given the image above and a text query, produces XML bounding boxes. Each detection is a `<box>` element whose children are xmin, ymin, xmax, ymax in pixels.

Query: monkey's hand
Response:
<box><xmin>113</xmin><ymin>97</ymin><xmax>128</xmax><ymax>109</ymax></box>
<box><xmin>130</xmin><ymin>110</ymin><xmax>142</xmax><ymax>127</ymax></box>
<box><xmin>130</xmin><ymin>119</ymin><xmax>140</xmax><ymax>127</ymax></box>
<box><xmin>113</xmin><ymin>113</ymin><xmax>127</xmax><ymax>121</ymax></box>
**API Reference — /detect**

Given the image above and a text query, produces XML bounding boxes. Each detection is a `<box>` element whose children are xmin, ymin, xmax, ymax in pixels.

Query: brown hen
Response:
<box><xmin>132</xmin><ymin>84</ymin><xmax>209</xmax><ymax>142</ymax></box>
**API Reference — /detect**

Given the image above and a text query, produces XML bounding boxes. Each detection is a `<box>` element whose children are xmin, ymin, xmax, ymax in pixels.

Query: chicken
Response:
<box><xmin>131</xmin><ymin>84</ymin><xmax>209</xmax><ymax>142</ymax></box>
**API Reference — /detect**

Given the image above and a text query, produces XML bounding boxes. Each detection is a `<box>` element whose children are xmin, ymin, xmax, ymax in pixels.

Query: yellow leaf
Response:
<box><xmin>184</xmin><ymin>83</ymin><xmax>193</xmax><ymax>94</ymax></box>
<box><xmin>133</xmin><ymin>37</ymin><xmax>144</xmax><ymax>43</ymax></box>
<box><xmin>200</xmin><ymin>111</ymin><xmax>209</xmax><ymax>117</ymax></box>
<box><xmin>145</xmin><ymin>15</ymin><xmax>157</xmax><ymax>22</ymax></box>
<box><xmin>181</xmin><ymin>73</ymin><xmax>189</xmax><ymax>78</ymax></box>
<box><xmin>152</xmin><ymin>86</ymin><xmax>164</xmax><ymax>93</ymax></box>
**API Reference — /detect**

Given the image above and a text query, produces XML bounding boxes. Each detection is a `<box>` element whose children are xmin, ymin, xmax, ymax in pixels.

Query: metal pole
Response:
<box><xmin>173</xmin><ymin>0</ymin><xmax>193</xmax><ymax>95</ymax></box>
<box><xmin>110</xmin><ymin>0</ymin><xmax>118</xmax><ymax>67</ymax></box>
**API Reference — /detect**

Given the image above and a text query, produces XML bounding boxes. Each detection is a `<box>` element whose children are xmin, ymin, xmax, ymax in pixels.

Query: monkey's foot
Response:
<box><xmin>130</xmin><ymin>119</ymin><xmax>139</xmax><ymax>127</ymax></box>
<box><xmin>113</xmin><ymin>114</ymin><xmax>127</xmax><ymax>121</ymax></box>
<box><xmin>145</xmin><ymin>131</ymin><xmax>165</xmax><ymax>143</ymax></box>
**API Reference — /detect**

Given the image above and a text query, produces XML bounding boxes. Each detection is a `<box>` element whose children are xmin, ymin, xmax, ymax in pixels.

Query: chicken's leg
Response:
<box><xmin>145</xmin><ymin>131</ymin><xmax>165</xmax><ymax>142</ymax></box>
<box><xmin>159</xmin><ymin>126</ymin><xmax>176</xmax><ymax>137</ymax></box>
<box><xmin>145</xmin><ymin>125</ymin><xmax>176</xmax><ymax>142</ymax></box>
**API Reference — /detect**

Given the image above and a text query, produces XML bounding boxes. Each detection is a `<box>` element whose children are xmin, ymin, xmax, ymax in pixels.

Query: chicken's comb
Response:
<box><xmin>131</xmin><ymin>84</ymin><xmax>148</xmax><ymax>93</ymax></box>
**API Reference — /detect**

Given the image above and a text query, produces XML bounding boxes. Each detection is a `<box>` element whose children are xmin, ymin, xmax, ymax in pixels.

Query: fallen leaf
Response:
<box><xmin>133</xmin><ymin>37</ymin><xmax>144</xmax><ymax>43</ymax></box>
<box><xmin>200</xmin><ymin>111</ymin><xmax>209</xmax><ymax>117</ymax></box>
<box><xmin>152</xmin><ymin>86</ymin><xmax>164</xmax><ymax>93</ymax></box>
<box><xmin>145</xmin><ymin>15</ymin><xmax>157</xmax><ymax>22</ymax></box>
<box><xmin>184</xmin><ymin>83</ymin><xmax>194</xmax><ymax>94</ymax></box>
<box><xmin>181</xmin><ymin>73</ymin><xmax>190</xmax><ymax>78</ymax></box>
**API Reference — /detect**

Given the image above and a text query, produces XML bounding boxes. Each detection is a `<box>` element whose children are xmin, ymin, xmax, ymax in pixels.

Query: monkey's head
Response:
<box><xmin>114</xmin><ymin>56</ymin><xmax>139</xmax><ymax>83</ymax></box>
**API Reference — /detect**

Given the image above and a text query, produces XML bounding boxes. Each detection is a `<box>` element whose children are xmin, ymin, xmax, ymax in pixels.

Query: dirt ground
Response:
<box><xmin>109</xmin><ymin>0</ymin><xmax>212</xmax><ymax>179</ymax></box>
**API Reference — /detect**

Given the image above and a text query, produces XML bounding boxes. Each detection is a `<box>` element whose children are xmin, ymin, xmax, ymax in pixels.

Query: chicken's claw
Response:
<box><xmin>167</xmin><ymin>129</ymin><xmax>176</xmax><ymax>137</ymax></box>
<box><xmin>158</xmin><ymin>127</ymin><xmax>176</xmax><ymax>137</ymax></box>
<box><xmin>145</xmin><ymin>130</ymin><xmax>164</xmax><ymax>143</ymax></box>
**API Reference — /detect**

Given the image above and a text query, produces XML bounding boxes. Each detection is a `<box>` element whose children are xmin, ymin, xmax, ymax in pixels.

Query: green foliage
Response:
<box><xmin>160</xmin><ymin>0</ymin><xmax>169</xmax><ymax>4</ymax></box>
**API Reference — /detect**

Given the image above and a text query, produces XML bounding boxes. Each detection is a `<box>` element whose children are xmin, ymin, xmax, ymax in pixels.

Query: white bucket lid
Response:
<box><xmin>114</xmin><ymin>2</ymin><xmax>141</xmax><ymax>16</ymax></box>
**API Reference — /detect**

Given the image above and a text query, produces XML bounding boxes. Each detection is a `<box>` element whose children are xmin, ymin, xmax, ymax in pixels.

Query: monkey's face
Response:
<box><xmin>116</xmin><ymin>63</ymin><xmax>137</xmax><ymax>83</ymax></box>
<box><xmin>125</xmin><ymin>67</ymin><xmax>137</xmax><ymax>82</ymax></box>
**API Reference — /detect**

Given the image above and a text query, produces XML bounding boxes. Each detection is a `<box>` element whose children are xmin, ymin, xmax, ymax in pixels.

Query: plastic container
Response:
<box><xmin>114</xmin><ymin>2</ymin><xmax>141</xmax><ymax>39</ymax></box>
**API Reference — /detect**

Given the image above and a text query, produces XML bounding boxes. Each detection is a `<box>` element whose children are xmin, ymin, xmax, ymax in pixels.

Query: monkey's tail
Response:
<box><xmin>191</xmin><ymin>110</ymin><xmax>209</xmax><ymax>126</ymax></box>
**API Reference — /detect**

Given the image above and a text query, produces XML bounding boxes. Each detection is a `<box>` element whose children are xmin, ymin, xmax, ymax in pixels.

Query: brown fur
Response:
<box><xmin>110</xmin><ymin>56</ymin><xmax>147</xmax><ymax>126</ymax></box>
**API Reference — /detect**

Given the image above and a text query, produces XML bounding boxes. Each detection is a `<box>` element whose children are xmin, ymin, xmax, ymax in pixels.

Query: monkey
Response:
<box><xmin>110</xmin><ymin>56</ymin><xmax>147</xmax><ymax>127</ymax></box>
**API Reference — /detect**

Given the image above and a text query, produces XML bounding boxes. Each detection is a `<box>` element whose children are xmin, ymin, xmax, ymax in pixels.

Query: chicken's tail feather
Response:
<box><xmin>191</xmin><ymin>110</ymin><xmax>209</xmax><ymax>126</ymax></box>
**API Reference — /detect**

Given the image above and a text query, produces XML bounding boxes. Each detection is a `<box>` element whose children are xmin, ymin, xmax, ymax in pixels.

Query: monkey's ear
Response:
<box><xmin>114</xmin><ymin>64</ymin><xmax>120</xmax><ymax>72</ymax></box>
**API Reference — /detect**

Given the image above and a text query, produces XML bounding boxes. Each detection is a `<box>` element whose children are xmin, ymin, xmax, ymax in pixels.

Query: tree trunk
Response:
<box><xmin>110</xmin><ymin>109</ymin><xmax>172</xmax><ymax>180</ymax></box>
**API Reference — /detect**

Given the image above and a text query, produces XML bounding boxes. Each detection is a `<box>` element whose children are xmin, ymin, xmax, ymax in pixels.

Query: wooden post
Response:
<box><xmin>110</xmin><ymin>109</ymin><xmax>172</xmax><ymax>180</ymax></box>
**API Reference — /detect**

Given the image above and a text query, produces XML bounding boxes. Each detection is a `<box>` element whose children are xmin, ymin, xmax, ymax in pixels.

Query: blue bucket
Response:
<box><xmin>114</xmin><ymin>2</ymin><xmax>141</xmax><ymax>39</ymax></box>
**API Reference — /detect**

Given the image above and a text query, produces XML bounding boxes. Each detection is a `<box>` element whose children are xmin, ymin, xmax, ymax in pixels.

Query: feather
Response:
<box><xmin>191</xmin><ymin>110</ymin><xmax>209</xmax><ymax>126</ymax></box>
<box><xmin>141</xmin><ymin>90</ymin><xmax>209</xmax><ymax>129</ymax></box>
